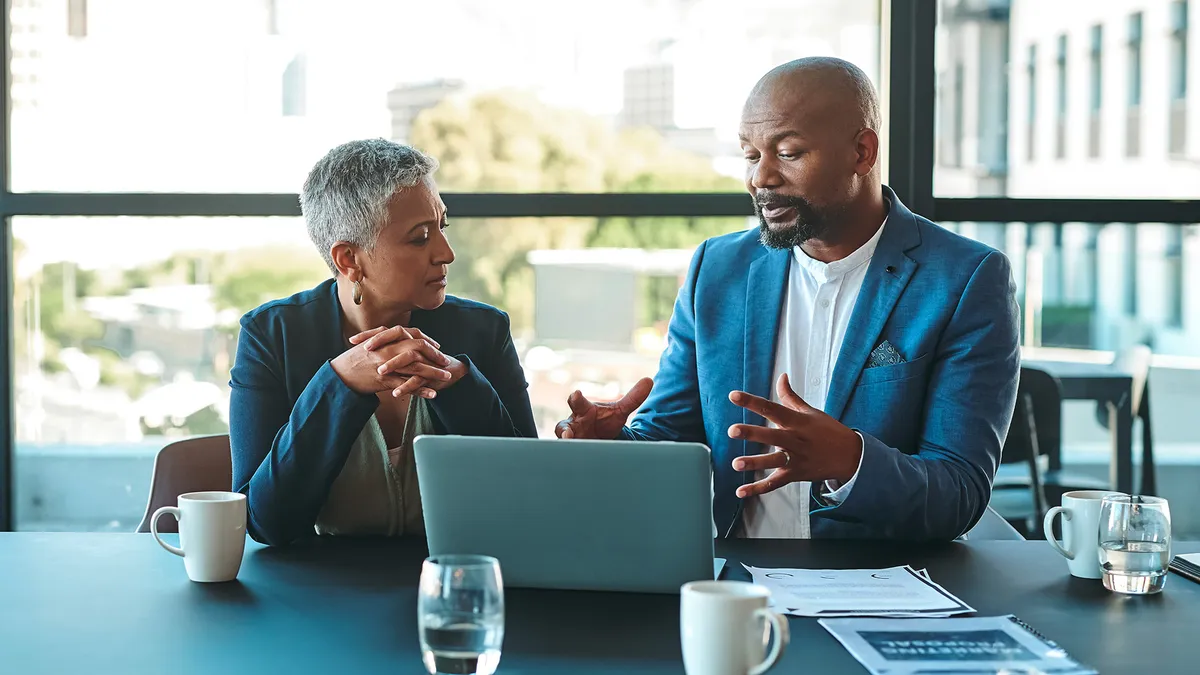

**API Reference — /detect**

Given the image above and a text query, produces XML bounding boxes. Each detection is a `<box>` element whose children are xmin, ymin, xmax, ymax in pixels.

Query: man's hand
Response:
<box><xmin>727</xmin><ymin>373</ymin><xmax>862</xmax><ymax>498</ymax></box>
<box><xmin>554</xmin><ymin>377</ymin><xmax>654</xmax><ymax>440</ymax></box>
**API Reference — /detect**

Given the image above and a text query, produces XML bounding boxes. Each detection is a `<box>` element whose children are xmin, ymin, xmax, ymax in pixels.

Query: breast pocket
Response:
<box><xmin>856</xmin><ymin>352</ymin><xmax>931</xmax><ymax>387</ymax></box>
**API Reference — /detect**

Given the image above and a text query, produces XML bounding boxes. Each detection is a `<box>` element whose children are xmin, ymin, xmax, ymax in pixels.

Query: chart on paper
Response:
<box><xmin>743</xmin><ymin>564</ymin><xmax>974</xmax><ymax>617</ymax></box>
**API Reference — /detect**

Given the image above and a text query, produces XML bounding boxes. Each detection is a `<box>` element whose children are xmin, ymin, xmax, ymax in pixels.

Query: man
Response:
<box><xmin>556</xmin><ymin>57</ymin><xmax>1020</xmax><ymax>540</ymax></box>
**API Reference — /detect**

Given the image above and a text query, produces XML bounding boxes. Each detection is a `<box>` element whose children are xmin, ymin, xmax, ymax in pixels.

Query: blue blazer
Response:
<box><xmin>229</xmin><ymin>279</ymin><xmax>537</xmax><ymax>545</ymax></box>
<box><xmin>621</xmin><ymin>188</ymin><xmax>1021</xmax><ymax>540</ymax></box>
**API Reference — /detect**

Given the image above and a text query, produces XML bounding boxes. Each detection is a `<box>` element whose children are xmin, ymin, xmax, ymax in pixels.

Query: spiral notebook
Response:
<box><xmin>819</xmin><ymin>614</ymin><xmax>1096</xmax><ymax>674</ymax></box>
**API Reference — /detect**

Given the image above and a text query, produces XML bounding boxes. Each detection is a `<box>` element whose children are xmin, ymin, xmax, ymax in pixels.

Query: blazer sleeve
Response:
<box><xmin>228</xmin><ymin>316</ymin><xmax>379</xmax><ymax>546</ymax></box>
<box><xmin>817</xmin><ymin>251</ymin><xmax>1021</xmax><ymax>540</ymax></box>
<box><xmin>426</xmin><ymin>310</ymin><xmax>538</xmax><ymax>438</ymax></box>
<box><xmin>619</xmin><ymin>240</ymin><xmax>708</xmax><ymax>444</ymax></box>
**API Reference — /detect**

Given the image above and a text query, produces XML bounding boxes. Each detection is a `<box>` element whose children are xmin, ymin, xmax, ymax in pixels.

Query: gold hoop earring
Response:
<box><xmin>352</xmin><ymin>280</ymin><xmax>363</xmax><ymax>306</ymax></box>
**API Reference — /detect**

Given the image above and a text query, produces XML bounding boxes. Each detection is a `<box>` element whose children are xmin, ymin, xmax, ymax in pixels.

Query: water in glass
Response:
<box><xmin>1099</xmin><ymin>540</ymin><xmax>1170</xmax><ymax>594</ymax></box>
<box><xmin>418</xmin><ymin>555</ymin><xmax>504</xmax><ymax>675</ymax></box>
<box><xmin>1098</xmin><ymin>495</ymin><xmax>1171</xmax><ymax>595</ymax></box>
<box><xmin>420</xmin><ymin>613</ymin><xmax>504</xmax><ymax>675</ymax></box>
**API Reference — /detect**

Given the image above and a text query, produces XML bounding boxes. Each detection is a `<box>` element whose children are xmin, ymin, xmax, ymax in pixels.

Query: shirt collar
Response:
<box><xmin>793</xmin><ymin>214</ymin><xmax>889</xmax><ymax>283</ymax></box>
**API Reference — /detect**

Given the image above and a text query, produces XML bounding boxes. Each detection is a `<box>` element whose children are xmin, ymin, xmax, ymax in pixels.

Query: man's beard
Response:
<box><xmin>754</xmin><ymin>192</ymin><xmax>834</xmax><ymax>249</ymax></box>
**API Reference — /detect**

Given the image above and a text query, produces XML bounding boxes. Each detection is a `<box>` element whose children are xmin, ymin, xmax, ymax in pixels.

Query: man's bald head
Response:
<box><xmin>746</xmin><ymin>57</ymin><xmax>881</xmax><ymax>135</ymax></box>
<box><xmin>739</xmin><ymin>57</ymin><xmax>885</xmax><ymax>252</ymax></box>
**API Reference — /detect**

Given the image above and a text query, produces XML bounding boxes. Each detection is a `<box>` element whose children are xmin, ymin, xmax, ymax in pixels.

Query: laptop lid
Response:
<box><xmin>414</xmin><ymin>436</ymin><xmax>715</xmax><ymax>594</ymax></box>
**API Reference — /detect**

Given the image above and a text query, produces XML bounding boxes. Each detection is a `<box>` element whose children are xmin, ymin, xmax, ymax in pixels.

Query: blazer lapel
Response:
<box><xmin>322</xmin><ymin>278</ymin><xmax>350</xmax><ymax>359</ymax></box>
<box><xmin>742</xmin><ymin>248</ymin><xmax>790</xmax><ymax>454</ymax></box>
<box><xmin>824</xmin><ymin>194</ymin><xmax>922</xmax><ymax>421</ymax></box>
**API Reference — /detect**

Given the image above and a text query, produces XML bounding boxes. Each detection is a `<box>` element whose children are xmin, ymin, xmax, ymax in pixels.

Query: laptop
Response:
<box><xmin>414</xmin><ymin>436</ymin><xmax>715</xmax><ymax>594</ymax></box>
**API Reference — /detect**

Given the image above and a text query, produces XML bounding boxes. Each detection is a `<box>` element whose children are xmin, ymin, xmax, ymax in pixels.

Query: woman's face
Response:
<box><xmin>356</xmin><ymin>178</ymin><xmax>455</xmax><ymax>312</ymax></box>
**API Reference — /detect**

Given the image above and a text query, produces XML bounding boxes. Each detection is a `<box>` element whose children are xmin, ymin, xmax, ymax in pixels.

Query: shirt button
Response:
<box><xmin>821</xmin><ymin>299</ymin><xmax>831</xmax><ymax>308</ymax></box>
<box><xmin>810</xmin><ymin>377</ymin><xmax>821</xmax><ymax>386</ymax></box>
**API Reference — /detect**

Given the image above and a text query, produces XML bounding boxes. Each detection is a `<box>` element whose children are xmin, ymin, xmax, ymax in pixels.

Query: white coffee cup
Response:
<box><xmin>680</xmin><ymin>581</ymin><xmax>789</xmax><ymax>675</ymax></box>
<box><xmin>1043</xmin><ymin>489</ymin><xmax>1126</xmax><ymax>579</ymax></box>
<box><xmin>151</xmin><ymin>491</ymin><xmax>247</xmax><ymax>583</ymax></box>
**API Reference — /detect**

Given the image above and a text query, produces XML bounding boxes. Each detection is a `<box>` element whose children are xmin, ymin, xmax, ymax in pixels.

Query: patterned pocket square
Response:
<box><xmin>866</xmin><ymin>340</ymin><xmax>906</xmax><ymax>369</ymax></box>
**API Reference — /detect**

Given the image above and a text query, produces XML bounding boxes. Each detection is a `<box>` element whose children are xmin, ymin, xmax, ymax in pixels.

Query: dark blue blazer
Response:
<box><xmin>229</xmin><ymin>279</ymin><xmax>537</xmax><ymax>545</ymax></box>
<box><xmin>620</xmin><ymin>188</ymin><xmax>1021</xmax><ymax>540</ymax></box>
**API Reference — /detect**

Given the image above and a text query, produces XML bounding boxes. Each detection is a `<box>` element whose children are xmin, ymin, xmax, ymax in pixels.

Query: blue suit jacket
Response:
<box><xmin>621</xmin><ymin>188</ymin><xmax>1020</xmax><ymax>540</ymax></box>
<box><xmin>229</xmin><ymin>279</ymin><xmax>537</xmax><ymax>546</ymax></box>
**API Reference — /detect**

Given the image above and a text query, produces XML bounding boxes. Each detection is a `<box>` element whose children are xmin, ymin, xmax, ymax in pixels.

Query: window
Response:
<box><xmin>935</xmin><ymin>1</ymin><xmax>1200</xmax><ymax>198</ymax></box>
<box><xmin>4</xmin><ymin>0</ymin><xmax>1197</xmax><ymax>537</ymax></box>
<box><xmin>1169</xmin><ymin>1</ymin><xmax>1189</xmax><ymax>155</ymax></box>
<box><xmin>1027</xmin><ymin>44</ymin><xmax>1038</xmax><ymax>162</ymax></box>
<box><xmin>952</xmin><ymin>62</ymin><xmax>965</xmax><ymax>168</ymax></box>
<box><xmin>67</xmin><ymin>0</ymin><xmax>87</xmax><ymax>38</ymax></box>
<box><xmin>7</xmin><ymin>0</ymin><xmax>882</xmax><ymax>193</ymax></box>
<box><xmin>938</xmin><ymin>59</ymin><xmax>964</xmax><ymax>168</ymax></box>
<box><xmin>10</xmin><ymin>214</ymin><xmax>748</xmax><ymax>531</ymax></box>
<box><xmin>1089</xmin><ymin>24</ymin><xmax>1103</xmax><ymax>158</ymax></box>
<box><xmin>1126</xmin><ymin>12</ymin><xmax>1143</xmax><ymax>157</ymax></box>
<box><xmin>1166</xmin><ymin>227</ymin><xmax>1185</xmax><ymax>327</ymax></box>
<box><xmin>944</xmin><ymin>221</ymin><xmax>1198</xmax><ymax>353</ymax></box>
<box><xmin>1055</xmin><ymin>34</ymin><xmax>1068</xmax><ymax>159</ymax></box>
<box><xmin>1170</xmin><ymin>2</ymin><xmax>1189</xmax><ymax>101</ymax></box>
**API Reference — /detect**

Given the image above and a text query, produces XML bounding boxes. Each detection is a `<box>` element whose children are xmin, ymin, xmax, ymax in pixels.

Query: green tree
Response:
<box><xmin>410</xmin><ymin>91</ymin><xmax>747</xmax><ymax>334</ymax></box>
<box><xmin>209</xmin><ymin>246</ymin><xmax>331</xmax><ymax>319</ymax></box>
<box><xmin>35</xmin><ymin>261</ymin><xmax>104</xmax><ymax>348</ymax></box>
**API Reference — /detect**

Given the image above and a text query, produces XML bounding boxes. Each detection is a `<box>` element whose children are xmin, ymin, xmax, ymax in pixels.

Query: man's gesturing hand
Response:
<box><xmin>727</xmin><ymin>373</ymin><xmax>862</xmax><ymax>498</ymax></box>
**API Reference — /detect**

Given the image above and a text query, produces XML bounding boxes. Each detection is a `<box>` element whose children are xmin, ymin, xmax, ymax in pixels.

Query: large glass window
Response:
<box><xmin>935</xmin><ymin>0</ymin><xmax>1200</xmax><ymax>198</ymax></box>
<box><xmin>8</xmin><ymin>0</ymin><xmax>880</xmax><ymax>194</ymax></box>
<box><xmin>5</xmin><ymin>0</ymin><xmax>1197</xmax><ymax>538</ymax></box>
<box><xmin>943</xmin><ymin>221</ymin><xmax>1199</xmax><ymax>356</ymax></box>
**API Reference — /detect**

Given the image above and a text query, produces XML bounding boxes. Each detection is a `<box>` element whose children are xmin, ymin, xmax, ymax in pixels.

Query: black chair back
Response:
<box><xmin>998</xmin><ymin>367</ymin><xmax>1064</xmax><ymax>524</ymax></box>
<box><xmin>1006</xmin><ymin>367</ymin><xmax>1064</xmax><ymax>467</ymax></box>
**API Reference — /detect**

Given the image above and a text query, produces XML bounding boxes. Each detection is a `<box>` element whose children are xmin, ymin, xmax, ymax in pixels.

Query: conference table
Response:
<box><xmin>2</xmin><ymin>534</ymin><xmax>1197</xmax><ymax>674</ymax></box>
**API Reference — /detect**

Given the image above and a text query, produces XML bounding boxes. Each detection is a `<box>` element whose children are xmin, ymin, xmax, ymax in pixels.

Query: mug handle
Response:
<box><xmin>1042</xmin><ymin>506</ymin><xmax>1074</xmax><ymax>560</ymax></box>
<box><xmin>151</xmin><ymin>506</ymin><xmax>185</xmax><ymax>557</ymax></box>
<box><xmin>748</xmin><ymin>608</ymin><xmax>789</xmax><ymax>675</ymax></box>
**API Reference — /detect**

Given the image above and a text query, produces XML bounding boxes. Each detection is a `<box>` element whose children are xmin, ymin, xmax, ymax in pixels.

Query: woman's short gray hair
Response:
<box><xmin>301</xmin><ymin>139</ymin><xmax>440</xmax><ymax>274</ymax></box>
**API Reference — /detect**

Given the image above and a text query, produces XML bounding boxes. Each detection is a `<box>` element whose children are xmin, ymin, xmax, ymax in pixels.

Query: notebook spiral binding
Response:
<box><xmin>1007</xmin><ymin>615</ymin><xmax>1056</xmax><ymax>647</ymax></box>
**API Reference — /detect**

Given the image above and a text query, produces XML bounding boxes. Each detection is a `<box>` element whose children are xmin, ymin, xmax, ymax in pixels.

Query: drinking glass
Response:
<box><xmin>418</xmin><ymin>555</ymin><xmax>505</xmax><ymax>675</ymax></box>
<box><xmin>1098</xmin><ymin>495</ymin><xmax>1171</xmax><ymax>595</ymax></box>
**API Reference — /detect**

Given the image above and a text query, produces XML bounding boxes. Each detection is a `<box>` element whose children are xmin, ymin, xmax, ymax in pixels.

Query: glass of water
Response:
<box><xmin>418</xmin><ymin>554</ymin><xmax>505</xmax><ymax>675</ymax></box>
<box><xmin>1098</xmin><ymin>495</ymin><xmax>1171</xmax><ymax>595</ymax></box>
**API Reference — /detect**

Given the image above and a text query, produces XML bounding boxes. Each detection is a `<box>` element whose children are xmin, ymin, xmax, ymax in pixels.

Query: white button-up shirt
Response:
<box><xmin>737</xmin><ymin>217</ymin><xmax>887</xmax><ymax>539</ymax></box>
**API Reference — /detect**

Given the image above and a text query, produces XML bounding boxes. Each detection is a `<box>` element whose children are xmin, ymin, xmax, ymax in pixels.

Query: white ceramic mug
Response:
<box><xmin>680</xmin><ymin>581</ymin><xmax>789</xmax><ymax>675</ymax></box>
<box><xmin>151</xmin><ymin>491</ymin><xmax>247</xmax><ymax>583</ymax></box>
<box><xmin>1043</xmin><ymin>490</ymin><xmax>1125</xmax><ymax>579</ymax></box>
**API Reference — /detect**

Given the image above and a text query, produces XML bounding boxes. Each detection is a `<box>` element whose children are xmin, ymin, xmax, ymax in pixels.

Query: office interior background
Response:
<box><xmin>0</xmin><ymin>0</ymin><xmax>1197</xmax><ymax>535</ymax></box>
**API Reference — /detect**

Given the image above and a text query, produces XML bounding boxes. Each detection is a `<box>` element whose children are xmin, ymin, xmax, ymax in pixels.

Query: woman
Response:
<box><xmin>230</xmin><ymin>139</ymin><xmax>537</xmax><ymax>546</ymax></box>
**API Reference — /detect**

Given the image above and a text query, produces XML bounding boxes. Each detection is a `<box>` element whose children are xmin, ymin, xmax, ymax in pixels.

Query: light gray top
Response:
<box><xmin>315</xmin><ymin>398</ymin><xmax>433</xmax><ymax>537</ymax></box>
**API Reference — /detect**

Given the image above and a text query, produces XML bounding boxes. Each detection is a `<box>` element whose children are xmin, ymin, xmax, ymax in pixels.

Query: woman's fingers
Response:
<box><xmin>390</xmin><ymin>377</ymin><xmax>436</xmax><ymax>399</ymax></box>
<box><xmin>389</xmin><ymin>361</ymin><xmax>452</xmax><ymax>382</ymax></box>
<box><xmin>351</xmin><ymin>324</ymin><xmax>442</xmax><ymax>354</ymax></box>
<box><xmin>375</xmin><ymin>342</ymin><xmax>449</xmax><ymax>373</ymax></box>
<box><xmin>361</xmin><ymin>325</ymin><xmax>410</xmax><ymax>351</ymax></box>
<box><xmin>348</xmin><ymin>326</ymin><xmax>388</xmax><ymax>345</ymax></box>
<box><xmin>404</xmin><ymin>327</ymin><xmax>440</xmax><ymax>350</ymax></box>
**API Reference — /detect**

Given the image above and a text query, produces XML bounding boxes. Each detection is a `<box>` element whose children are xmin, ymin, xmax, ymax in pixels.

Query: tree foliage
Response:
<box><xmin>410</xmin><ymin>90</ymin><xmax>746</xmax><ymax>333</ymax></box>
